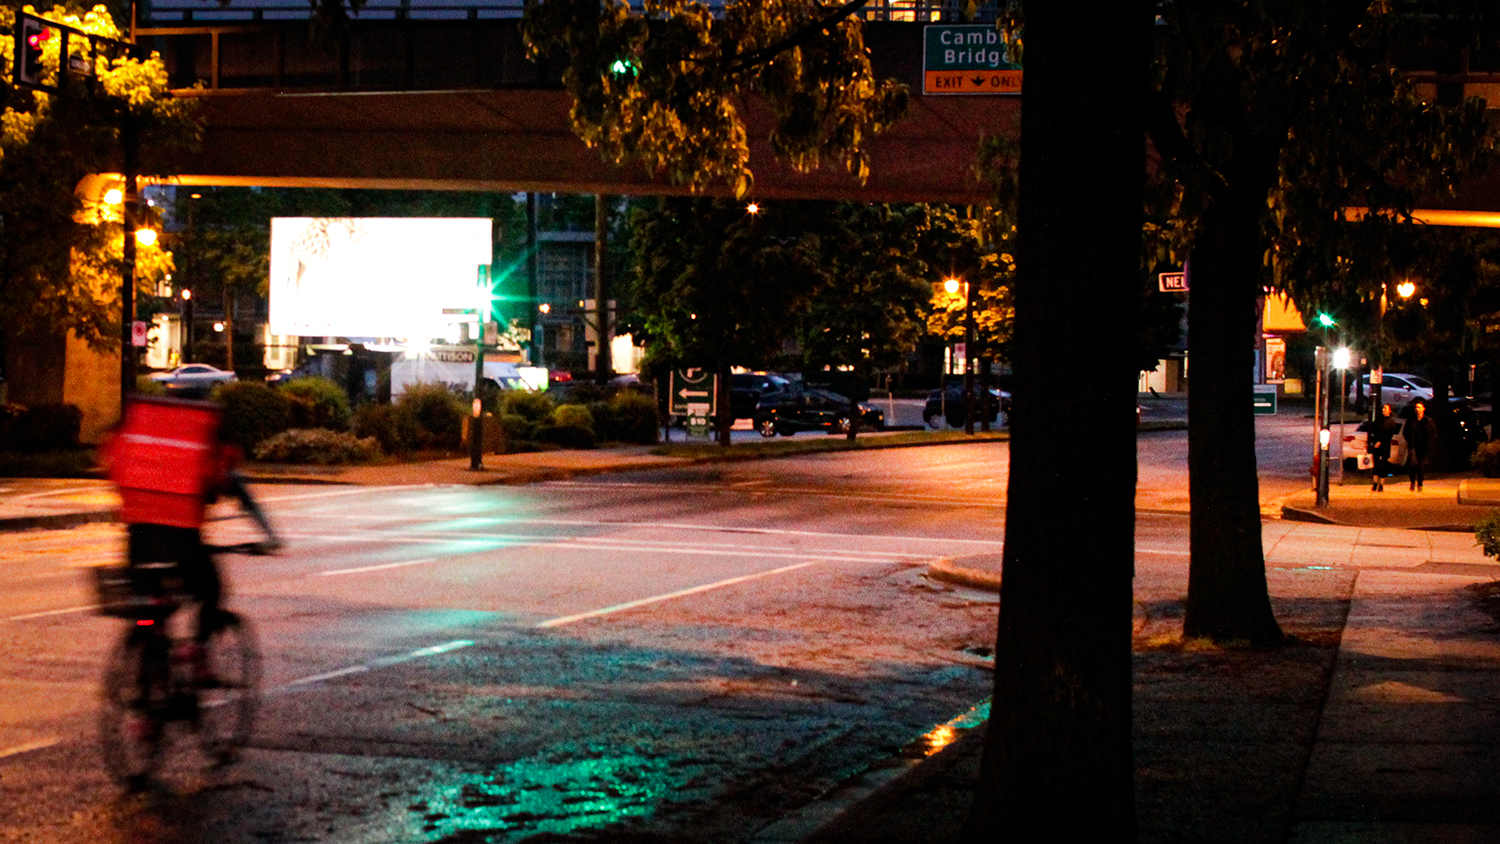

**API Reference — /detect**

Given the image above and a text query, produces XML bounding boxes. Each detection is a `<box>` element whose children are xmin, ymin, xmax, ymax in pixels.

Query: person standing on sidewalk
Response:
<box><xmin>1369</xmin><ymin>403</ymin><xmax>1401</xmax><ymax>491</ymax></box>
<box><xmin>1405</xmin><ymin>399</ymin><xmax>1438</xmax><ymax>491</ymax></box>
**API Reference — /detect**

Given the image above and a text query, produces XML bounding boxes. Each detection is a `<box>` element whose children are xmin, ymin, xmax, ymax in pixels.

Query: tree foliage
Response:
<box><xmin>1</xmin><ymin>3</ymin><xmax>199</xmax><ymax>352</ymax></box>
<box><xmin>522</xmin><ymin>0</ymin><xmax>908</xmax><ymax>197</ymax></box>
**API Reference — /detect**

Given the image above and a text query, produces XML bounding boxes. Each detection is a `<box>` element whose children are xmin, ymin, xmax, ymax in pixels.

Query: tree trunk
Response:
<box><xmin>1182</xmin><ymin>176</ymin><xmax>1284</xmax><ymax>645</ymax></box>
<box><xmin>964</xmin><ymin>2</ymin><xmax>1147</xmax><ymax>838</ymax></box>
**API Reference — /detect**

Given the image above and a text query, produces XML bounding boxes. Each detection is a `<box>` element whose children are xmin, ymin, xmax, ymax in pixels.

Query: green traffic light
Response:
<box><xmin>1317</xmin><ymin>312</ymin><xmax>1336</xmax><ymax>327</ymax></box>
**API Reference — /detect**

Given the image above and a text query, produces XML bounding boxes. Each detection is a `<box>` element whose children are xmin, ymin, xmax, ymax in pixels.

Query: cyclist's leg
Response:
<box><xmin>182</xmin><ymin>537</ymin><xmax>223</xmax><ymax>644</ymax></box>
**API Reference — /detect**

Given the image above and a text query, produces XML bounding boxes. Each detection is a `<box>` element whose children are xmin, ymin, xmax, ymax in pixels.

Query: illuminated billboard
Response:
<box><xmin>268</xmin><ymin>217</ymin><xmax>492</xmax><ymax>339</ymax></box>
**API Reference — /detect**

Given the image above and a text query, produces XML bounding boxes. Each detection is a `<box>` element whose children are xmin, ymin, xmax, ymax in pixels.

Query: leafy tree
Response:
<box><xmin>799</xmin><ymin>202</ymin><xmax>943</xmax><ymax>436</ymax></box>
<box><xmin>1149</xmin><ymin>0</ymin><xmax>1493</xmax><ymax>643</ymax></box>
<box><xmin>628</xmin><ymin>196</ymin><xmax>826</xmax><ymax>443</ymax></box>
<box><xmin>1</xmin><ymin>2</ymin><xmax>198</xmax><ymax>382</ymax></box>
<box><xmin>522</xmin><ymin>0</ymin><xmax>907</xmax><ymax>198</ymax></box>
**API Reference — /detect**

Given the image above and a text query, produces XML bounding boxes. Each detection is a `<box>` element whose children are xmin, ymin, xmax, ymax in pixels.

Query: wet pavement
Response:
<box><xmin>9</xmin><ymin>397</ymin><xmax>1500</xmax><ymax>842</ymax></box>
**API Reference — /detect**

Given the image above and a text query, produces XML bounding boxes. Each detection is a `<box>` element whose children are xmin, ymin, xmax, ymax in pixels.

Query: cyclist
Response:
<box><xmin>102</xmin><ymin>396</ymin><xmax>279</xmax><ymax>672</ymax></box>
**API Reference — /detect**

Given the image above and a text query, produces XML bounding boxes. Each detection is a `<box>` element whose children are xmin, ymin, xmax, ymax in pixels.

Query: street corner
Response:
<box><xmin>927</xmin><ymin>553</ymin><xmax>1002</xmax><ymax>592</ymax></box>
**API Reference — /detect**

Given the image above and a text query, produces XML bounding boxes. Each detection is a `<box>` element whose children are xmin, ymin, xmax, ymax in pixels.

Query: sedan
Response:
<box><xmin>148</xmin><ymin>364</ymin><xmax>237</xmax><ymax>393</ymax></box>
<box><xmin>755</xmin><ymin>388</ymin><xmax>884</xmax><ymax>437</ymax></box>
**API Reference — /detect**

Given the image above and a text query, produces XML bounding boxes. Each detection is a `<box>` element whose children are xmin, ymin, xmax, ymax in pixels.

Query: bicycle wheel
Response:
<box><xmin>99</xmin><ymin>628</ymin><xmax>168</xmax><ymax>788</ymax></box>
<box><xmin>195</xmin><ymin>611</ymin><xmax>261</xmax><ymax>763</ymax></box>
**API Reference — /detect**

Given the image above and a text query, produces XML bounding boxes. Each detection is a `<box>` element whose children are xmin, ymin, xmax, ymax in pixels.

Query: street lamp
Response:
<box><xmin>944</xmin><ymin>277</ymin><xmax>978</xmax><ymax>434</ymax></box>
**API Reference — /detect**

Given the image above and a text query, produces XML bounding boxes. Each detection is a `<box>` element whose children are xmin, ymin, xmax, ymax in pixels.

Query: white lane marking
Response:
<box><xmin>286</xmin><ymin>665</ymin><xmax>368</xmax><ymax>686</ymax></box>
<box><xmin>318</xmin><ymin>557</ymin><xmax>439</xmax><ymax>576</ymax></box>
<box><xmin>1</xmin><ymin>605</ymin><xmax>96</xmax><ymax>623</ymax></box>
<box><xmin>0</xmin><ymin>738</ymin><xmax>59</xmax><ymax>759</ymax></box>
<box><xmin>537</xmin><ymin>561</ymin><xmax>820</xmax><ymax>628</ymax></box>
<box><xmin>283</xmin><ymin>639</ymin><xmax>474</xmax><ymax>688</ymax></box>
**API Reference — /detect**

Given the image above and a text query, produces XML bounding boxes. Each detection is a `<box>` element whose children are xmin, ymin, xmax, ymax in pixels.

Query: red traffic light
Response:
<box><xmin>27</xmin><ymin>26</ymin><xmax>53</xmax><ymax>49</ymax></box>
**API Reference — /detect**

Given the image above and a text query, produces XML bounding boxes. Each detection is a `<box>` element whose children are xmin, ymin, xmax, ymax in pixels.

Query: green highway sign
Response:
<box><xmin>923</xmin><ymin>24</ymin><xmax>1022</xmax><ymax>95</ymax></box>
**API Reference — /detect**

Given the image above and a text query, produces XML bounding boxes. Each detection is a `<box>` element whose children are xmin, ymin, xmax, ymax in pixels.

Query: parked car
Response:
<box><xmin>923</xmin><ymin>382</ymin><xmax>1007</xmax><ymax>428</ymax></box>
<box><xmin>1342</xmin><ymin>398</ymin><xmax>1490</xmax><ymax>471</ymax></box>
<box><xmin>1349</xmin><ymin>372</ymin><xmax>1433</xmax><ymax>409</ymax></box>
<box><xmin>731</xmin><ymin>372</ymin><xmax>798</xmax><ymax>420</ymax></box>
<box><xmin>754</xmin><ymin>388</ymin><xmax>884</xmax><ymax>437</ymax></box>
<box><xmin>148</xmin><ymin>364</ymin><xmax>237</xmax><ymax>394</ymax></box>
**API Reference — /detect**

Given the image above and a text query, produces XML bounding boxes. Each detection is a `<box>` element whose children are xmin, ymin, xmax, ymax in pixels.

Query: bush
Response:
<box><xmin>394</xmin><ymin>382</ymin><xmax>466</xmax><ymax>451</ymax></box>
<box><xmin>134</xmin><ymin>375</ymin><xmax>167</xmax><ymax>396</ymax></box>
<box><xmin>280</xmin><ymin>376</ymin><xmax>352</xmax><ymax>431</ymax></box>
<box><xmin>552</xmin><ymin>404</ymin><xmax>595</xmax><ymax>433</ymax></box>
<box><xmin>214</xmin><ymin>382</ymin><xmax>292</xmax><ymax>453</ymax></box>
<box><xmin>1473</xmin><ymin>441</ymin><xmax>1500</xmax><ymax>478</ymax></box>
<box><xmin>252</xmin><ymin>428</ymin><xmax>381</xmax><ymax>465</ymax></box>
<box><xmin>351</xmin><ymin>403</ymin><xmax>415</xmax><ymax>455</ymax></box>
<box><xmin>2</xmin><ymin>403</ymin><xmax>84</xmax><ymax>452</ymax></box>
<box><xmin>501</xmin><ymin>390</ymin><xmax>555</xmax><ymax>423</ymax></box>
<box><xmin>533</xmin><ymin>422</ymin><xmax>596</xmax><ymax>450</ymax></box>
<box><xmin>499</xmin><ymin>413</ymin><xmax>536</xmax><ymax>442</ymax></box>
<box><xmin>1479</xmin><ymin>509</ymin><xmax>1500</xmax><ymax>559</ymax></box>
<box><xmin>608</xmin><ymin>390</ymin><xmax>660</xmax><ymax>444</ymax></box>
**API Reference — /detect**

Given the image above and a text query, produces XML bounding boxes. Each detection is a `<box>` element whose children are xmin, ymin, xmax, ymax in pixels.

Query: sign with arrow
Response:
<box><xmin>670</xmin><ymin>368</ymin><xmax>716</xmax><ymax>421</ymax></box>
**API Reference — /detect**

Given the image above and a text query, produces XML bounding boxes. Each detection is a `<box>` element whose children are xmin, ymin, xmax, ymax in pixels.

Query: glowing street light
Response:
<box><xmin>1396</xmin><ymin>280</ymin><xmax>1416</xmax><ymax>299</ymax></box>
<box><xmin>134</xmin><ymin>228</ymin><xmax>157</xmax><ymax>247</ymax></box>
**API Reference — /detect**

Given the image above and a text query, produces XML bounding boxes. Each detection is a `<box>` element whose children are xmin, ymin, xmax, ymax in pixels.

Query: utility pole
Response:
<box><xmin>594</xmin><ymin>194</ymin><xmax>611</xmax><ymax>381</ymax></box>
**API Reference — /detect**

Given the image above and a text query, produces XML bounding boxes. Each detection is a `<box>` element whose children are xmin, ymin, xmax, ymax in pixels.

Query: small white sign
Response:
<box><xmin>131</xmin><ymin>320</ymin><xmax>148</xmax><ymax>347</ymax></box>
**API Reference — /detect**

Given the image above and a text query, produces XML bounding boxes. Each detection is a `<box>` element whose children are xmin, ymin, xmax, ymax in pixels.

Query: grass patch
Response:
<box><xmin>650</xmin><ymin>429</ymin><xmax>1010</xmax><ymax>460</ymax></box>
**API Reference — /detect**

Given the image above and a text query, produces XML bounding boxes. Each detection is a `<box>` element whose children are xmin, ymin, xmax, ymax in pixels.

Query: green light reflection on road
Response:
<box><xmin>412</xmin><ymin>742</ymin><xmax>718</xmax><ymax>841</ymax></box>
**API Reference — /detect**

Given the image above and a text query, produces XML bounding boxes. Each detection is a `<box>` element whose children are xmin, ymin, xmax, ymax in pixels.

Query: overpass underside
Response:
<box><xmin>144</xmin><ymin>19</ymin><xmax>1017</xmax><ymax>203</ymax></box>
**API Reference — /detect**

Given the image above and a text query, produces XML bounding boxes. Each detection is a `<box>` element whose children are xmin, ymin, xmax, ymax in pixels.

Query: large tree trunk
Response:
<box><xmin>964</xmin><ymin>2</ymin><xmax>1147</xmax><ymax>838</ymax></box>
<box><xmin>1182</xmin><ymin>175</ymin><xmax>1284</xmax><ymax>645</ymax></box>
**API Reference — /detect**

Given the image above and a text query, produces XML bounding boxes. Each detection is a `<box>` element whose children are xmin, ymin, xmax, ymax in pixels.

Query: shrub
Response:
<box><xmin>1473</xmin><ymin>441</ymin><xmax>1500</xmax><ymax>478</ymax></box>
<box><xmin>534</xmin><ymin>422</ymin><xmax>596</xmax><ymax>450</ymax></box>
<box><xmin>609</xmin><ymin>390</ymin><xmax>660</xmax><ymax>444</ymax></box>
<box><xmin>280</xmin><ymin>376</ymin><xmax>352</xmax><ymax>431</ymax></box>
<box><xmin>586</xmin><ymin>400</ymin><xmax>618</xmax><ymax>441</ymax></box>
<box><xmin>500</xmin><ymin>390</ymin><xmax>555</xmax><ymax>423</ymax></box>
<box><xmin>499</xmin><ymin>413</ymin><xmax>536</xmax><ymax>442</ymax></box>
<box><xmin>214</xmin><ymin>382</ymin><xmax>292</xmax><ymax>453</ymax></box>
<box><xmin>8</xmin><ymin>403</ymin><xmax>84</xmax><ymax>452</ymax></box>
<box><xmin>135</xmin><ymin>375</ymin><xmax>167</xmax><ymax>396</ymax></box>
<box><xmin>351</xmin><ymin>403</ymin><xmax>414</xmax><ymax>455</ymax></box>
<box><xmin>394</xmin><ymin>382</ymin><xmax>466</xmax><ymax>451</ymax></box>
<box><xmin>252</xmin><ymin>428</ymin><xmax>381</xmax><ymax>465</ymax></box>
<box><xmin>552</xmin><ymin>403</ymin><xmax>595</xmax><ymax>433</ymax></box>
<box><xmin>1478</xmin><ymin>509</ymin><xmax>1500</xmax><ymax>559</ymax></box>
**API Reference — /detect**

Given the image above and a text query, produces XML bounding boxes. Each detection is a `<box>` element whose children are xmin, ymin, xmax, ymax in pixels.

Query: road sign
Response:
<box><xmin>923</xmin><ymin>25</ymin><xmax>1021</xmax><ymax>95</ymax></box>
<box><xmin>1253</xmin><ymin>385</ymin><xmax>1278</xmax><ymax>415</ymax></box>
<box><xmin>131</xmin><ymin>320</ymin><xmax>148</xmax><ymax>347</ymax></box>
<box><xmin>1158</xmin><ymin>272</ymin><xmax>1188</xmax><ymax>292</ymax></box>
<box><xmin>670</xmin><ymin>368</ymin><xmax>716</xmax><ymax>417</ymax></box>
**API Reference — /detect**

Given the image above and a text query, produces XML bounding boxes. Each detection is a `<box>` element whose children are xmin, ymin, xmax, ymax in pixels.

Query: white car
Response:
<box><xmin>1341</xmin><ymin>422</ymin><xmax>1407</xmax><ymax>472</ymax></box>
<box><xmin>148</xmin><ymin>364</ymin><xmax>238</xmax><ymax>392</ymax></box>
<box><xmin>1349</xmin><ymin>372</ymin><xmax>1433</xmax><ymax>409</ymax></box>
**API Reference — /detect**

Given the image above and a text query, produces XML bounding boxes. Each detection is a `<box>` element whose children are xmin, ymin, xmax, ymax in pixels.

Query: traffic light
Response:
<box><xmin>1317</xmin><ymin>312</ymin><xmax>1336</xmax><ymax>327</ymax></box>
<box><xmin>15</xmin><ymin>14</ymin><xmax>53</xmax><ymax>89</ymax></box>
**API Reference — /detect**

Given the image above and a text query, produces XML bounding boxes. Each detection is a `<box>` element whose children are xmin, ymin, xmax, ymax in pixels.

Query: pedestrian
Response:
<box><xmin>1405</xmin><ymin>399</ymin><xmax>1439</xmax><ymax>491</ymax></box>
<box><xmin>1368</xmin><ymin>403</ymin><xmax>1402</xmax><ymax>492</ymax></box>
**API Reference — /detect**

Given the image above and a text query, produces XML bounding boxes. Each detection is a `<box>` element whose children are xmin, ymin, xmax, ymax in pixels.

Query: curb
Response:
<box><xmin>0</xmin><ymin>510</ymin><xmax>116</xmax><ymax>532</ymax></box>
<box><xmin>927</xmin><ymin>557</ymin><xmax>1002</xmax><ymax>592</ymax></box>
<box><xmin>1280</xmin><ymin>503</ymin><xmax>1477</xmax><ymax>533</ymax></box>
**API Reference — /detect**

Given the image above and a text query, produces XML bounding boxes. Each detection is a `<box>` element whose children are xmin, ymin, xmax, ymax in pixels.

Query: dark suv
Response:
<box><xmin>923</xmin><ymin>382</ymin><xmax>1007</xmax><ymax>428</ymax></box>
<box><xmin>730</xmin><ymin>373</ymin><xmax>797</xmax><ymax>420</ymax></box>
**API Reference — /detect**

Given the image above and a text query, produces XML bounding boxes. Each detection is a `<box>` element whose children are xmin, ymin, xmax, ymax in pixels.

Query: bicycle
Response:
<box><xmin>92</xmin><ymin>542</ymin><xmax>266</xmax><ymax>789</ymax></box>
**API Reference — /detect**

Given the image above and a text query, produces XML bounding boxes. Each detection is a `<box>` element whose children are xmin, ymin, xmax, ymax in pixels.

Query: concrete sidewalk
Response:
<box><xmin>814</xmin><ymin>494</ymin><xmax>1500</xmax><ymax>842</ymax></box>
